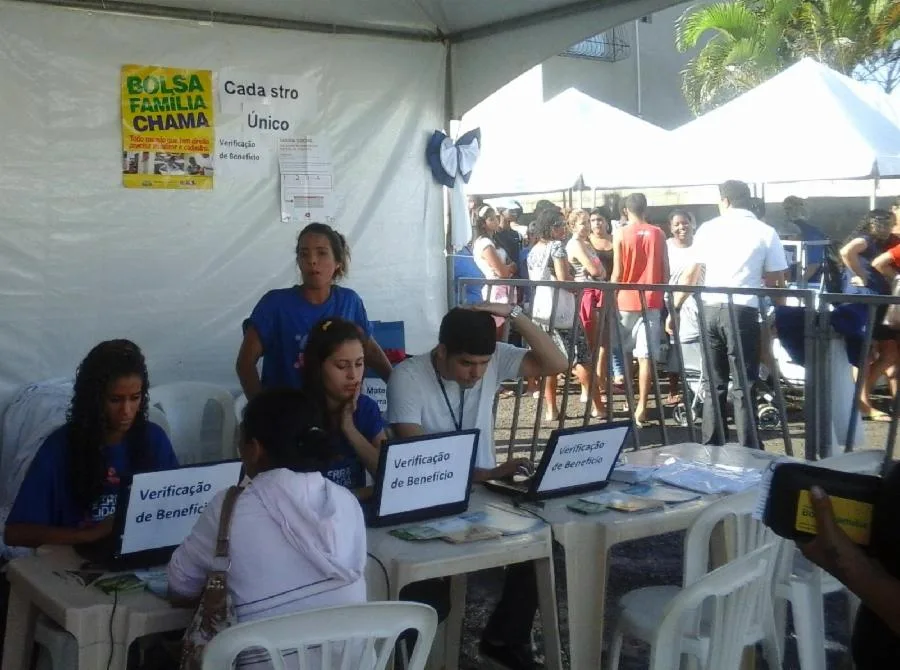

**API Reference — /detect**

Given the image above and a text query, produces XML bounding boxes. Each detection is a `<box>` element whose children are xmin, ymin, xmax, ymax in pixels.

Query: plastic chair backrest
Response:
<box><xmin>683</xmin><ymin>489</ymin><xmax>777</xmax><ymax>586</ymax></box>
<box><xmin>650</xmin><ymin>542</ymin><xmax>779</xmax><ymax>670</ymax></box>
<box><xmin>201</xmin><ymin>602</ymin><xmax>438</xmax><ymax>670</ymax></box>
<box><xmin>148</xmin><ymin>382</ymin><xmax>236</xmax><ymax>464</ymax></box>
<box><xmin>818</xmin><ymin>449</ymin><xmax>886</xmax><ymax>475</ymax></box>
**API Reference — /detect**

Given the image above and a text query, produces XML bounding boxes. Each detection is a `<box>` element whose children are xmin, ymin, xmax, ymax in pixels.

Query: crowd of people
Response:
<box><xmin>3</xmin><ymin>188</ymin><xmax>900</xmax><ymax>669</ymax></box>
<box><xmin>467</xmin><ymin>188</ymin><xmax>900</xmax><ymax>444</ymax></box>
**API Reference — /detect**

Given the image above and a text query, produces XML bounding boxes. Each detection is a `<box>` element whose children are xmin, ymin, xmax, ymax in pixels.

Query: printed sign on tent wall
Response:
<box><xmin>278</xmin><ymin>136</ymin><xmax>336</xmax><ymax>224</ymax></box>
<box><xmin>120</xmin><ymin>65</ymin><xmax>215</xmax><ymax>189</ymax></box>
<box><xmin>215</xmin><ymin>69</ymin><xmax>319</xmax><ymax>178</ymax></box>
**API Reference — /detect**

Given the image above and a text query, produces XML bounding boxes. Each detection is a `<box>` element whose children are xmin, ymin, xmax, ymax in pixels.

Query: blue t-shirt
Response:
<box><xmin>322</xmin><ymin>395</ymin><xmax>384</xmax><ymax>490</ymax></box>
<box><xmin>6</xmin><ymin>422</ymin><xmax>178</xmax><ymax>530</ymax></box>
<box><xmin>245</xmin><ymin>285</ymin><xmax>374</xmax><ymax>389</ymax></box>
<box><xmin>790</xmin><ymin>220</ymin><xmax>828</xmax><ymax>282</ymax></box>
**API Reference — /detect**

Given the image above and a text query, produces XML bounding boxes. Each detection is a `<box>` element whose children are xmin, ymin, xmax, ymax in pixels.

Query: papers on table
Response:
<box><xmin>390</xmin><ymin>504</ymin><xmax>546</xmax><ymax>544</ymax></box>
<box><xmin>652</xmin><ymin>460</ymin><xmax>762</xmax><ymax>494</ymax></box>
<box><xmin>609</xmin><ymin>457</ymin><xmax>764</xmax><ymax>497</ymax></box>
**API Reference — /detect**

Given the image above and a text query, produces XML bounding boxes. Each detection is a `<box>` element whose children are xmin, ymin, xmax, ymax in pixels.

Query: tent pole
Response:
<box><xmin>443</xmin><ymin>43</ymin><xmax>455</xmax><ymax>311</ymax></box>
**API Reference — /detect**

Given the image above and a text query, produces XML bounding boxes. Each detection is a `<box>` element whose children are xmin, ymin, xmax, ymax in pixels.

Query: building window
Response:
<box><xmin>560</xmin><ymin>26</ymin><xmax>631</xmax><ymax>62</ymax></box>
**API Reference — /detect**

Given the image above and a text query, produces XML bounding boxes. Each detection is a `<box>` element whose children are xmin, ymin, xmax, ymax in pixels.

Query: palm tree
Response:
<box><xmin>676</xmin><ymin>0</ymin><xmax>900</xmax><ymax>115</ymax></box>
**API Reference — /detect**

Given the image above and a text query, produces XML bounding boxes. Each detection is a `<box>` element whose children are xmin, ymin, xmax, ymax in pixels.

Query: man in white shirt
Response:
<box><xmin>670</xmin><ymin>180</ymin><xmax>788</xmax><ymax>447</ymax></box>
<box><xmin>388</xmin><ymin>304</ymin><xmax>566</xmax><ymax>670</ymax></box>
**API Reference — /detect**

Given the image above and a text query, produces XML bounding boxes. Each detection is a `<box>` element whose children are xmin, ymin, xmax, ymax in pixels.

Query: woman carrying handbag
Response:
<box><xmin>169</xmin><ymin>389</ymin><xmax>368</xmax><ymax>669</ymax></box>
<box><xmin>526</xmin><ymin>209</ymin><xmax>604</xmax><ymax>422</ymax></box>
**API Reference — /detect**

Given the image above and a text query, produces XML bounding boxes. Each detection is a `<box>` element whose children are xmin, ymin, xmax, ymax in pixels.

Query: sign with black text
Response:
<box><xmin>536</xmin><ymin>424</ymin><xmax>630</xmax><ymax>493</ymax></box>
<box><xmin>364</xmin><ymin>376</ymin><xmax>388</xmax><ymax>415</ymax></box>
<box><xmin>377</xmin><ymin>432</ymin><xmax>477</xmax><ymax>518</ymax></box>
<box><xmin>120</xmin><ymin>461</ymin><xmax>243</xmax><ymax>554</ymax></box>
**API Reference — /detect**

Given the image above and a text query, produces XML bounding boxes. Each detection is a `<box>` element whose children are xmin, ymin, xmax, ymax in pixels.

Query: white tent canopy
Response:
<box><xmin>595</xmin><ymin>58</ymin><xmax>900</xmax><ymax>188</ymax></box>
<box><xmin>0</xmin><ymin>0</ymin><xmax>681</xmax><ymax>403</ymax></box>
<box><xmin>31</xmin><ymin>0</ymin><xmax>683</xmax><ymax>118</ymax></box>
<box><xmin>466</xmin><ymin>88</ymin><xmax>668</xmax><ymax>195</ymax></box>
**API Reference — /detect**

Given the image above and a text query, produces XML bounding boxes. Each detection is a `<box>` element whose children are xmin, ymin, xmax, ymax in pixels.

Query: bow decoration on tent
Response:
<box><xmin>425</xmin><ymin>128</ymin><xmax>481</xmax><ymax>187</ymax></box>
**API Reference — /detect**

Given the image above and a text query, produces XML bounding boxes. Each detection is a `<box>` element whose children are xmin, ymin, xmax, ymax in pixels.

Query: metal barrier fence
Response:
<box><xmin>458</xmin><ymin>278</ymin><xmax>900</xmax><ymax>466</ymax></box>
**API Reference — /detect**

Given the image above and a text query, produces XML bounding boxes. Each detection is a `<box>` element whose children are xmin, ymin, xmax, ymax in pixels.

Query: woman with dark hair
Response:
<box><xmin>169</xmin><ymin>389</ymin><xmax>367</xmax><ymax>668</ymax></box>
<box><xmin>236</xmin><ymin>222</ymin><xmax>392</xmax><ymax>400</ymax></box>
<box><xmin>527</xmin><ymin>209</ymin><xmax>604</xmax><ymax>421</ymax></box>
<box><xmin>4</xmin><ymin>340</ymin><xmax>177</xmax><ymax>548</ymax></box>
<box><xmin>840</xmin><ymin>209</ymin><xmax>900</xmax><ymax>420</ymax></box>
<box><xmin>303</xmin><ymin>318</ymin><xmax>387</xmax><ymax>494</ymax></box>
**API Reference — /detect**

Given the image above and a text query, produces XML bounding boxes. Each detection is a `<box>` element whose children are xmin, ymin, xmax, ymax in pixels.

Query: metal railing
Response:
<box><xmin>459</xmin><ymin>278</ymin><xmax>822</xmax><ymax>462</ymax></box>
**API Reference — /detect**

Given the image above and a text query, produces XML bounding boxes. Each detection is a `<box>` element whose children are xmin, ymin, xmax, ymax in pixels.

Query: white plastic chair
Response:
<box><xmin>149</xmin><ymin>382</ymin><xmax>236</xmax><ymax>463</ymax></box>
<box><xmin>608</xmin><ymin>490</ymin><xmax>787</xmax><ymax>669</ymax></box>
<box><xmin>201</xmin><ymin>602</ymin><xmax>438</xmax><ymax>670</ymax></box>
<box><xmin>648</xmin><ymin>542</ymin><xmax>781</xmax><ymax>670</ymax></box>
<box><xmin>774</xmin><ymin>448</ymin><xmax>885</xmax><ymax>670</ymax></box>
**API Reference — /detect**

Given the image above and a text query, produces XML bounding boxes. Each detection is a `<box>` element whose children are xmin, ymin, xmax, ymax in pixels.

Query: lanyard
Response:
<box><xmin>433</xmin><ymin>356</ymin><xmax>465</xmax><ymax>431</ymax></box>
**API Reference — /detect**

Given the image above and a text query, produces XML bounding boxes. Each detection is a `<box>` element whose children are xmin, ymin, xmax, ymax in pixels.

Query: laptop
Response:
<box><xmin>76</xmin><ymin>459</ymin><xmax>244</xmax><ymax>570</ymax></box>
<box><xmin>365</xmin><ymin>429</ymin><xmax>479</xmax><ymax>528</ymax></box>
<box><xmin>484</xmin><ymin>420</ymin><xmax>633</xmax><ymax>502</ymax></box>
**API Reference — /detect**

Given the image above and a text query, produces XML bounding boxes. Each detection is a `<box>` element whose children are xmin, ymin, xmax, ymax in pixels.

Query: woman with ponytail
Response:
<box><xmin>303</xmin><ymin>318</ymin><xmax>387</xmax><ymax>495</ymax></box>
<box><xmin>168</xmin><ymin>388</ymin><xmax>368</xmax><ymax>668</ymax></box>
<box><xmin>236</xmin><ymin>222</ymin><xmax>393</xmax><ymax>400</ymax></box>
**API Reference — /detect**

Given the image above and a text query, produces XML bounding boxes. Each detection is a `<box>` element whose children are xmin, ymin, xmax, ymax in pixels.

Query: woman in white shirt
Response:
<box><xmin>168</xmin><ymin>389</ymin><xmax>367</xmax><ymax>669</ymax></box>
<box><xmin>472</xmin><ymin>205</ymin><xmax>517</xmax><ymax>332</ymax></box>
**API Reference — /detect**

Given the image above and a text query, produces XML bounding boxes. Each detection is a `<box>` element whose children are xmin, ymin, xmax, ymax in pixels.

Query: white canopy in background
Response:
<box><xmin>0</xmin><ymin>0</ymin><xmax>685</xmax><ymax>405</ymax></box>
<box><xmin>466</xmin><ymin>88</ymin><xmax>668</xmax><ymax>195</ymax></box>
<box><xmin>595</xmin><ymin>58</ymin><xmax>900</xmax><ymax>188</ymax></box>
<box><xmin>38</xmin><ymin>0</ymin><xmax>683</xmax><ymax>119</ymax></box>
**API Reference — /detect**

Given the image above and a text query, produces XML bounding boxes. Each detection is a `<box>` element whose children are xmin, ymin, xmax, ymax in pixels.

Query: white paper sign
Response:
<box><xmin>536</xmin><ymin>425</ymin><xmax>630</xmax><ymax>493</ymax></box>
<box><xmin>215</xmin><ymin>69</ymin><xmax>318</xmax><ymax>177</ymax></box>
<box><xmin>278</xmin><ymin>136</ymin><xmax>336</xmax><ymax>223</ymax></box>
<box><xmin>364</xmin><ymin>377</ymin><xmax>387</xmax><ymax>415</ymax></box>
<box><xmin>120</xmin><ymin>461</ymin><xmax>243</xmax><ymax>554</ymax></box>
<box><xmin>377</xmin><ymin>433</ymin><xmax>476</xmax><ymax>517</ymax></box>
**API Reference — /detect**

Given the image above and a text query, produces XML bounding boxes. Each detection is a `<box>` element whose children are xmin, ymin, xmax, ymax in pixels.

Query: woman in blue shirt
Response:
<box><xmin>4</xmin><ymin>340</ymin><xmax>178</xmax><ymax>548</ymax></box>
<box><xmin>302</xmin><ymin>318</ymin><xmax>386</xmax><ymax>497</ymax></box>
<box><xmin>235</xmin><ymin>223</ymin><xmax>392</xmax><ymax>399</ymax></box>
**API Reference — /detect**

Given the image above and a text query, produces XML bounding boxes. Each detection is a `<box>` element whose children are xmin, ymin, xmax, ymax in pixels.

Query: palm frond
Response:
<box><xmin>675</xmin><ymin>1</ymin><xmax>760</xmax><ymax>51</ymax></box>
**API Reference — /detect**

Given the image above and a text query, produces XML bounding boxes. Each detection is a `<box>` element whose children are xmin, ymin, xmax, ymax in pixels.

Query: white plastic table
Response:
<box><xmin>1</xmin><ymin>548</ymin><xmax>191</xmax><ymax>670</ymax></box>
<box><xmin>535</xmin><ymin>443</ymin><xmax>776</xmax><ymax>670</ymax></box>
<box><xmin>367</xmin><ymin>488</ymin><xmax>563</xmax><ymax>670</ymax></box>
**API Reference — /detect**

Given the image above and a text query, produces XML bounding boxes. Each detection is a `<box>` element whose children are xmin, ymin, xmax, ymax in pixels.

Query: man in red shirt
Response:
<box><xmin>611</xmin><ymin>193</ymin><xmax>669</xmax><ymax>425</ymax></box>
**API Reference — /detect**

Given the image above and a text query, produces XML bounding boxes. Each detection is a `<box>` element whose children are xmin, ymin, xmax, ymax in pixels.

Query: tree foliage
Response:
<box><xmin>676</xmin><ymin>0</ymin><xmax>900</xmax><ymax>114</ymax></box>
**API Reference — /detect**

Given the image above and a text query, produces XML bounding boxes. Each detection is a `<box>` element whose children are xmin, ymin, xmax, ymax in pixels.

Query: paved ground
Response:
<box><xmin>454</xmin><ymin>379</ymin><xmax>892</xmax><ymax>669</ymax></box>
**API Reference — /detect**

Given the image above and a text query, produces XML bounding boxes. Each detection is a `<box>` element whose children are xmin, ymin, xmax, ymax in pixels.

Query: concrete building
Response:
<box><xmin>543</xmin><ymin>1</ymin><xmax>700</xmax><ymax>129</ymax></box>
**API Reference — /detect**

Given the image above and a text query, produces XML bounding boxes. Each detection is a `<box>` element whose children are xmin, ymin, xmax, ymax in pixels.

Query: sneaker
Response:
<box><xmin>478</xmin><ymin>640</ymin><xmax>543</xmax><ymax>670</ymax></box>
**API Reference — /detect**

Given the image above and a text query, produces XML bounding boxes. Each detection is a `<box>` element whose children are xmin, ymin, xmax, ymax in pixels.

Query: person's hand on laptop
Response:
<box><xmin>490</xmin><ymin>457</ymin><xmax>534</xmax><ymax>481</ymax></box>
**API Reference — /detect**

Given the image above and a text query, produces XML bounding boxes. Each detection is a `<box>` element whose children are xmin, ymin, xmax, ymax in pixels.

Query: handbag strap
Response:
<box><xmin>214</xmin><ymin>486</ymin><xmax>242</xmax><ymax>560</ymax></box>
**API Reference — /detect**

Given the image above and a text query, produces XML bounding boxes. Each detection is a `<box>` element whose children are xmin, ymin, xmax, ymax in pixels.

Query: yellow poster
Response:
<box><xmin>121</xmin><ymin>65</ymin><xmax>214</xmax><ymax>189</ymax></box>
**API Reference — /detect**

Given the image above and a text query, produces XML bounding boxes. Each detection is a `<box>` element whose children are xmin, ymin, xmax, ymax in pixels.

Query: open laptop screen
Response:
<box><xmin>533</xmin><ymin>421</ymin><xmax>631</xmax><ymax>497</ymax></box>
<box><xmin>369</xmin><ymin>429</ymin><xmax>479</xmax><ymax>527</ymax></box>
<box><xmin>117</xmin><ymin>460</ymin><xmax>244</xmax><ymax>557</ymax></box>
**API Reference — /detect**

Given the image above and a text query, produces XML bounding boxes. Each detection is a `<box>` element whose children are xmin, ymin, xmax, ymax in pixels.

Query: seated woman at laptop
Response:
<box><xmin>4</xmin><ymin>340</ymin><xmax>178</xmax><ymax>548</ymax></box>
<box><xmin>168</xmin><ymin>389</ymin><xmax>367</xmax><ymax>655</ymax></box>
<box><xmin>302</xmin><ymin>317</ymin><xmax>386</xmax><ymax>497</ymax></box>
